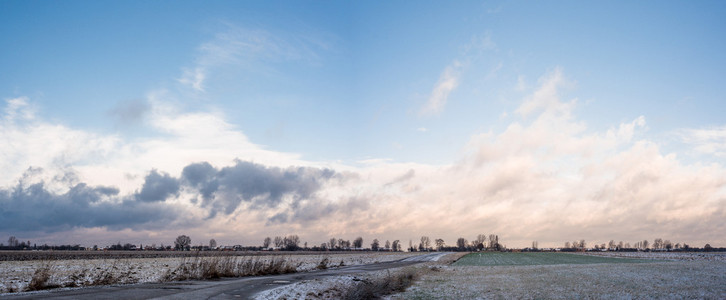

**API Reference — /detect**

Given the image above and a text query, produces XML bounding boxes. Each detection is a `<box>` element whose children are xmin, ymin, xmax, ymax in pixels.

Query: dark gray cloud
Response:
<box><xmin>0</xmin><ymin>160</ymin><xmax>346</xmax><ymax>233</ymax></box>
<box><xmin>182</xmin><ymin>160</ymin><xmax>336</xmax><ymax>216</ymax></box>
<box><xmin>135</xmin><ymin>170</ymin><xmax>180</xmax><ymax>202</ymax></box>
<box><xmin>0</xmin><ymin>181</ymin><xmax>176</xmax><ymax>232</ymax></box>
<box><xmin>181</xmin><ymin>162</ymin><xmax>218</xmax><ymax>201</ymax></box>
<box><xmin>267</xmin><ymin>212</ymin><xmax>289</xmax><ymax>225</ymax></box>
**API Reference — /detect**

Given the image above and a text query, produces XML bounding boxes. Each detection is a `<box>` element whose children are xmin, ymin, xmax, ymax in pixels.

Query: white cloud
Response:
<box><xmin>417</xmin><ymin>32</ymin><xmax>495</xmax><ymax>117</ymax></box>
<box><xmin>515</xmin><ymin>67</ymin><xmax>576</xmax><ymax>118</ymax></box>
<box><xmin>3</xmin><ymin>97</ymin><xmax>35</xmax><ymax>122</ymax></box>
<box><xmin>178</xmin><ymin>67</ymin><xmax>205</xmax><ymax>92</ymax></box>
<box><xmin>368</xmin><ymin>68</ymin><xmax>724</xmax><ymax>247</ymax></box>
<box><xmin>417</xmin><ymin>127</ymin><xmax>428</xmax><ymax>132</ymax></box>
<box><xmin>678</xmin><ymin>126</ymin><xmax>726</xmax><ymax>157</ymax></box>
<box><xmin>420</xmin><ymin>60</ymin><xmax>462</xmax><ymax>116</ymax></box>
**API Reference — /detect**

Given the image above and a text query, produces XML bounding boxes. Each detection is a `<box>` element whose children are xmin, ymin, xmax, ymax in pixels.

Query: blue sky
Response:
<box><xmin>1</xmin><ymin>1</ymin><xmax>725</xmax><ymax>247</ymax></box>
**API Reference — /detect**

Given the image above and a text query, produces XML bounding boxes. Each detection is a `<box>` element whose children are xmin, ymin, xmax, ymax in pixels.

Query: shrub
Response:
<box><xmin>317</xmin><ymin>257</ymin><xmax>330</xmax><ymax>270</ymax></box>
<box><xmin>26</xmin><ymin>264</ymin><xmax>60</xmax><ymax>291</ymax></box>
<box><xmin>341</xmin><ymin>268</ymin><xmax>420</xmax><ymax>300</ymax></box>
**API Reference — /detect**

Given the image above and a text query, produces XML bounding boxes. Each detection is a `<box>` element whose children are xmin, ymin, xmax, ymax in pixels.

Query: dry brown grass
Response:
<box><xmin>316</xmin><ymin>257</ymin><xmax>330</xmax><ymax>270</ymax></box>
<box><xmin>161</xmin><ymin>255</ymin><xmax>298</xmax><ymax>281</ymax></box>
<box><xmin>25</xmin><ymin>263</ymin><xmax>59</xmax><ymax>291</ymax></box>
<box><xmin>341</xmin><ymin>267</ymin><xmax>420</xmax><ymax>300</ymax></box>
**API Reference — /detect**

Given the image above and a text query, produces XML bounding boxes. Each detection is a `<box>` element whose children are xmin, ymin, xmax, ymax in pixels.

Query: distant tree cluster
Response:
<box><xmin>406</xmin><ymin>234</ymin><xmax>502</xmax><ymax>252</ymax></box>
<box><xmin>0</xmin><ymin>236</ymin><xmax>32</xmax><ymax>250</ymax></box>
<box><xmin>263</xmin><ymin>235</ymin><xmax>301</xmax><ymax>251</ymax></box>
<box><xmin>553</xmin><ymin>237</ymin><xmax>722</xmax><ymax>252</ymax></box>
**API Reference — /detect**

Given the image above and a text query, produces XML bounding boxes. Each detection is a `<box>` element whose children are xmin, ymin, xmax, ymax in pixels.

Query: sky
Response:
<box><xmin>1</xmin><ymin>0</ymin><xmax>725</xmax><ymax>249</ymax></box>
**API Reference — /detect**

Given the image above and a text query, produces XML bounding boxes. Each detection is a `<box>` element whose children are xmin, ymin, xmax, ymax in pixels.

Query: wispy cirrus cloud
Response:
<box><xmin>177</xmin><ymin>24</ymin><xmax>329</xmax><ymax>93</ymax></box>
<box><xmin>515</xmin><ymin>67</ymin><xmax>576</xmax><ymax>118</ymax></box>
<box><xmin>178</xmin><ymin>67</ymin><xmax>206</xmax><ymax>92</ymax></box>
<box><xmin>419</xmin><ymin>32</ymin><xmax>497</xmax><ymax>117</ymax></box>
<box><xmin>677</xmin><ymin>126</ymin><xmax>726</xmax><ymax>157</ymax></box>
<box><xmin>419</xmin><ymin>60</ymin><xmax>462</xmax><ymax>116</ymax></box>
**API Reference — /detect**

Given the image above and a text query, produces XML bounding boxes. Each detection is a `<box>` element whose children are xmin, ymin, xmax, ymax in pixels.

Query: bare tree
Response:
<box><xmin>564</xmin><ymin>241</ymin><xmax>571</xmax><ymax>249</ymax></box>
<box><xmin>608</xmin><ymin>240</ymin><xmax>615</xmax><ymax>250</ymax></box>
<box><xmin>457</xmin><ymin>238</ymin><xmax>468</xmax><ymax>250</ymax></box>
<box><xmin>435</xmin><ymin>239</ymin><xmax>445</xmax><ymax>251</ymax></box>
<box><xmin>283</xmin><ymin>235</ymin><xmax>300</xmax><ymax>250</ymax></box>
<box><xmin>664</xmin><ymin>240</ymin><xmax>673</xmax><ymax>250</ymax></box>
<box><xmin>371</xmin><ymin>239</ymin><xmax>380</xmax><ymax>251</ymax></box>
<box><xmin>263</xmin><ymin>237</ymin><xmax>272</xmax><ymax>248</ymax></box>
<box><xmin>420</xmin><ymin>236</ymin><xmax>431</xmax><ymax>251</ymax></box>
<box><xmin>392</xmin><ymin>240</ymin><xmax>400</xmax><ymax>252</ymax></box>
<box><xmin>174</xmin><ymin>235</ymin><xmax>191</xmax><ymax>251</ymax></box>
<box><xmin>531</xmin><ymin>241</ymin><xmax>538</xmax><ymax>250</ymax></box>
<box><xmin>353</xmin><ymin>237</ymin><xmax>363</xmax><ymax>249</ymax></box>
<box><xmin>209</xmin><ymin>239</ymin><xmax>217</xmax><ymax>249</ymax></box>
<box><xmin>7</xmin><ymin>236</ymin><xmax>19</xmax><ymax>247</ymax></box>
<box><xmin>385</xmin><ymin>240</ymin><xmax>391</xmax><ymax>250</ymax></box>
<box><xmin>653</xmin><ymin>238</ymin><xmax>663</xmax><ymax>250</ymax></box>
<box><xmin>274</xmin><ymin>236</ymin><xmax>284</xmax><ymax>248</ymax></box>
<box><xmin>642</xmin><ymin>240</ymin><xmax>649</xmax><ymax>250</ymax></box>
<box><xmin>487</xmin><ymin>235</ymin><xmax>500</xmax><ymax>250</ymax></box>
<box><xmin>329</xmin><ymin>238</ymin><xmax>337</xmax><ymax>250</ymax></box>
<box><xmin>476</xmin><ymin>234</ymin><xmax>486</xmax><ymax>247</ymax></box>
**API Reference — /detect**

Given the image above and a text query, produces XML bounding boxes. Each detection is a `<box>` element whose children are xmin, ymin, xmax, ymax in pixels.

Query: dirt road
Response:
<box><xmin>5</xmin><ymin>252</ymin><xmax>448</xmax><ymax>299</ymax></box>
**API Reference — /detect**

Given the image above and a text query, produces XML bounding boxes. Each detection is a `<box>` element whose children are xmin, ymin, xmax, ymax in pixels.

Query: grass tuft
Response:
<box><xmin>25</xmin><ymin>263</ymin><xmax>60</xmax><ymax>291</ymax></box>
<box><xmin>317</xmin><ymin>257</ymin><xmax>330</xmax><ymax>270</ymax></box>
<box><xmin>341</xmin><ymin>268</ymin><xmax>420</xmax><ymax>300</ymax></box>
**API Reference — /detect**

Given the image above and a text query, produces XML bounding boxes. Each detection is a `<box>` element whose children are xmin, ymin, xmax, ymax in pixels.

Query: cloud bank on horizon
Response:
<box><xmin>1</xmin><ymin>1</ymin><xmax>725</xmax><ymax>248</ymax></box>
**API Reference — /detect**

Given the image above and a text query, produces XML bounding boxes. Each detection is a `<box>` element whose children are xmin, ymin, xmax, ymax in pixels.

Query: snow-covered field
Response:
<box><xmin>0</xmin><ymin>252</ymin><xmax>420</xmax><ymax>293</ymax></box>
<box><xmin>391</xmin><ymin>253</ymin><xmax>726</xmax><ymax>299</ymax></box>
<box><xmin>584</xmin><ymin>251</ymin><xmax>726</xmax><ymax>261</ymax></box>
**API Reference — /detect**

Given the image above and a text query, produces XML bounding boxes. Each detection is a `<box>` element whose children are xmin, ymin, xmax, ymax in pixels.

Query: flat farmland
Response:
<box><xmin>391</xmin><ymin>252</ymin><xmax>726</xmax><ymax>299</ymax></box>
<box><xmin>454</xmin><ymin>252</ymin><xmax>653</xmax><ymax>266</ymax></box>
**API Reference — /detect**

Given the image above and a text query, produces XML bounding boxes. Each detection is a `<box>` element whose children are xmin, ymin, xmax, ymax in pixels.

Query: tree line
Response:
<box><xmin>3</xmin><ymin>234</ymin><xmax>723</xmax><ymax>252</ymax></box>
<box><xmin>523</xmin><ymin>237</ymin><xmax>722</xmax><ymax>252</ymax></box>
